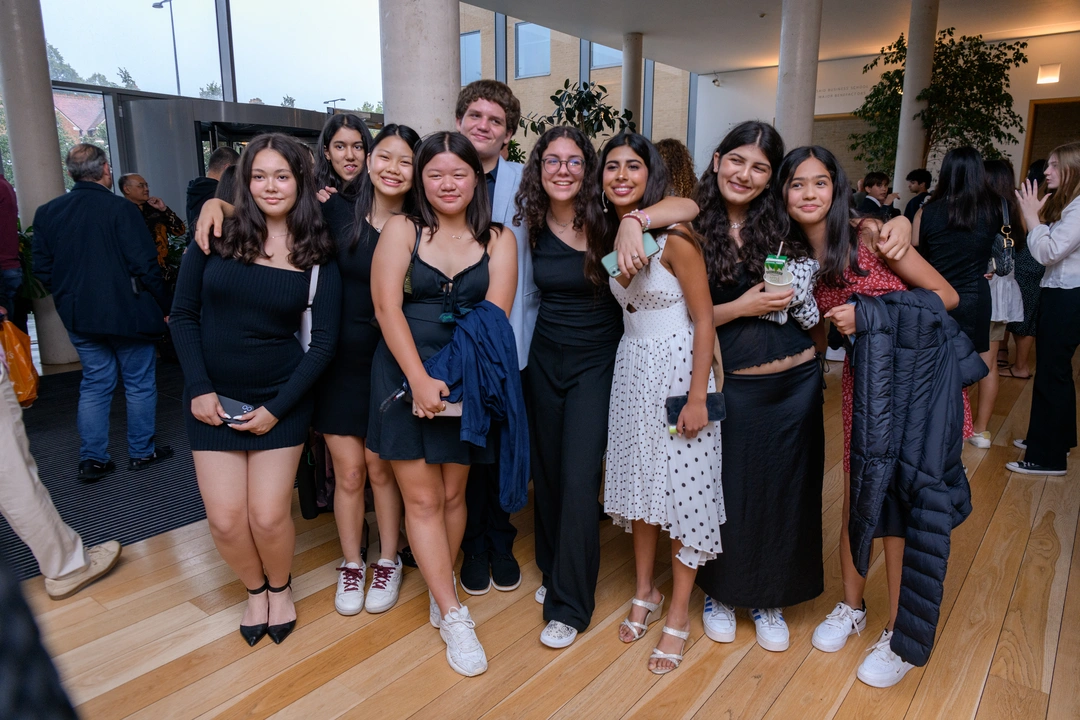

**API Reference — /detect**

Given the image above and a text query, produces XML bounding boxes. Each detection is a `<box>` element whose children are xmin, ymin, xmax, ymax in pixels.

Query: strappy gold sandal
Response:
<box><xmin>649</xmin><ymin>625</ymin><xmax>689</xmax><ymax>674</ymax></box>
<box><xmin>619</xmin><ymin>594</ymin><xmax>664</xmax><ymax>643</ymax></box>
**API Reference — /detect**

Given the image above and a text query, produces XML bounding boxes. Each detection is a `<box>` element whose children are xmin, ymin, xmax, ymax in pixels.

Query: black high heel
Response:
<box><xmin>267</xmin><ymin>575</ymin><xmax>296</xmax><ymax>645</ymax></box>
<box><xmin>239</xmin><ymin>577</ymin><xmax>269</xmax><ymax>647</ymax></box>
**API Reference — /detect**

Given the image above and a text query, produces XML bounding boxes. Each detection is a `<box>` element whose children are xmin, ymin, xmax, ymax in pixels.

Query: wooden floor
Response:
<box><xmin>23</xmin><ymin>357</ymin><xmax>1080</xmax><ymax>720</ymax></box>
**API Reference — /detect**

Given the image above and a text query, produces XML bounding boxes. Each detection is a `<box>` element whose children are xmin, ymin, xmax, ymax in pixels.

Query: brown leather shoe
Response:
<box><xmin>44</xmin><ymin>541</ymin><xmax>122</xmax><ymax>600</ymax></box>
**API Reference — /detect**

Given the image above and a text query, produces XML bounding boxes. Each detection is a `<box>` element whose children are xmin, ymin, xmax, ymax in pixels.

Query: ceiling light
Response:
<box><xmin>1037</xmin><ymin>63</ymin><xmax>1061</xmax><ymax>84</ymax></box>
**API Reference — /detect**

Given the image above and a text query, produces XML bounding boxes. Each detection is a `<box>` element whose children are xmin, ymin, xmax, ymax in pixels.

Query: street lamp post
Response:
<box><xmin>152</xmin><ymin>0</ymin><xmax>181</xmax><ymax>95</ymax></box>
<box><xmin>324</xmin><ymin>97</ymin><xmax>346</xmax><ymax>112</ymax></box>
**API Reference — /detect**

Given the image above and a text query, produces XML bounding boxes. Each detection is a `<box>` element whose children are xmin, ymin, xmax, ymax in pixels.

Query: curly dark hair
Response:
<box><xmin>513</xmin><ymin>126</ymin><xmax>604</xmax><ymax>248</ymax></box>
<box><xmin>655</xmin><ymin>138</ymin><xmax>697</xmax><ymax>199</ymax></box>
<box><xmin>692</xmin><ymin>121</ymin><xmax>792</xmax><ymax>287</ymax></box>
<box><xmin>314</xmin><ymin>113</ymin><xmax>373</xmax><ymax>191</ymax></box>
<box><xmin>213</xmin><ymin>133</ymin><xmax>333</xmax><ymax>270</ymax></box>
<box><xmin>455</xmin><ymin>80</ymin><xmax>521</xmax><ymax>138</ymax></box>
<box><xmin>409</xmin><ymin>131</ymin><xmax>501</xmax><ymax>246</ymax></box>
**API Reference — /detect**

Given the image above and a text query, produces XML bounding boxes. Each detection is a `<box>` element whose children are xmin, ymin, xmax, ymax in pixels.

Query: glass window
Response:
<box><xmin>40</xmin><ymin>0</ymin><xmax>221</xmax><ymax>98</ymax></box>
<box><xmin>231</xmin><ymin>0</ymin><xmax>381</xmax><ymax>111</ymax></box>
<box><xmin>591</xmin><ymin>43</ymin><xmax>622</xmax><ymax>69</ymax></box>
<box><xmin>515</xmin><ymin>23</ymin><xmax>551</xmax><ymax>79</ymax></box>
<box><xmin>461</xmin><ymin>31</ymin><xmax>482</xmax><ymax>85</ymax></box>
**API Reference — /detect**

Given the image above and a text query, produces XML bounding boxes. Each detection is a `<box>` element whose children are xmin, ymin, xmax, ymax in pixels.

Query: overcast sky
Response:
<box><xmin>41</xmin><ymin>0</ymin><xmax>383</xmax><ymax>111</ymax></box>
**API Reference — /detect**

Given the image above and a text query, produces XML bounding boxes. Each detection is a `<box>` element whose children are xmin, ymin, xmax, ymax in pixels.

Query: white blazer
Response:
<box><xmin>491</xmin><ymin>157</ymin><xmax>539</xmax><ymax>370</ymax></box>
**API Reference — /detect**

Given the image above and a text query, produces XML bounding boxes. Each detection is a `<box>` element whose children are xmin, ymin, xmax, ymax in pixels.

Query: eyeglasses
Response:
<box><xmin>542</xmin><ymin>157</ymin><xmax>584</xmax><ymax>175</ymax></box>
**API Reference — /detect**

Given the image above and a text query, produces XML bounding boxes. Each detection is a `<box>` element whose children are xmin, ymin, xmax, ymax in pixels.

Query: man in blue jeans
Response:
<box><xmin>32</xmin><ymin>144</ymin><xmax>173</xmax><ymax>482</ymax></box>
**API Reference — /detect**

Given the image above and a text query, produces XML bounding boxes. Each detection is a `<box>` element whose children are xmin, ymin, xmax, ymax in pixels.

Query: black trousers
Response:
<box><xmin>1025</xmin><ymin>287</ymin><xmax>1080</xmax><ymax>469</ymax></box>
<box><xmin>462</xmin><ymin>377</ymin><xmax>521</xmax><ymax>558</ymax></box>
<box><xmin>527</xmin><ymin>333</ymin><xmax>618</xmax><ymax>631</ymax></box>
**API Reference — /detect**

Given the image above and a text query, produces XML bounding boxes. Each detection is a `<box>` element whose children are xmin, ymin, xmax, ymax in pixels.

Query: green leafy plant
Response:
<box><xmin>850</xmin><ymin>29</ymin><xmax>1028</xmax><ymax>175</ymax></box>
<box><xmin>505</xmin><ymin>138</ymin><xmax>526</xmax><ymax>164</ymax></box>
<box><xmin>520</xmin><ymin>79</ymin><xmax>636</xmax><ymax>139</ymax></box>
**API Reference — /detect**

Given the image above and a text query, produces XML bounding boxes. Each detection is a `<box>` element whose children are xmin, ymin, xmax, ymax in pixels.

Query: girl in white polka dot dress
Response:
<box><xmin>594</xmin><ymin>132</ymin><xmax>725</xmax><ymax>675</ymax></box>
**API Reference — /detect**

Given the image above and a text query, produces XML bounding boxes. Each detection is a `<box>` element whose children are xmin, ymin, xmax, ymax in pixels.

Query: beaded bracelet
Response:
<box><xmin>626</xmin><ymin>209</ymin><xmax>651</xmax><ymax>231</ymax></box>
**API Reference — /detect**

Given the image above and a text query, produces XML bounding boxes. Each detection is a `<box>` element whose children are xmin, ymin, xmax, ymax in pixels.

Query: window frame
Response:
<box><xmin>514</xmin><ymin>21</ymin><xmax>551</xmax><ymax>79</ymax></box>
<box><xmin>590</xmin><ymin>42</ymin><xmax>622</xmax><ymax>70</ymax></box>
<box><xmin>460</xmin><ymin>30</ymin><xmax>482</xmax><ymax>85</ymax></box>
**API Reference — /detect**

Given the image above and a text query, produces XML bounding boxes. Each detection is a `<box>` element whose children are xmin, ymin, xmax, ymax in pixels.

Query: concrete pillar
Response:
<box><xmin>0</xmin><ymin>0</ymin><xmax>79</xmax><ymax>364</ymax></box>
<box><xmin>893</xmin><ymin>0</ymin><xmax>939</xmax><ymax>203</ymax></box>
<box><xmin>379</xmin><ymin>0</ymin><xmax>460</xmax><ymax>136</ymax></box>
<box><xmin>774</xmin><ymin>0</ymin><xmax>823</xmax><ymax>149</ymax></box>
<box><xmin>621</xmin><ymin>32</ymin><xmax>643</xmax><ymax>126</ymax></box>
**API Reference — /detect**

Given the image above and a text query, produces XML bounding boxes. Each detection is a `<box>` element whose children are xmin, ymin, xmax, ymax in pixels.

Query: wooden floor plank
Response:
<box><xmin>975</xmin><ymin>675</ymin><xmax>1049</xmax><ymax>720</ymax></box>
<box><xmin>1047</xmin><ymin>465</ymin><xmax>1080</xmax><ymax>720</ymax></box>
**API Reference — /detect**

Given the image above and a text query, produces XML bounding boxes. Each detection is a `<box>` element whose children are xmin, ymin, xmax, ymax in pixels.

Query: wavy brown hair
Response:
<box><xmin>1042</xmin><ymin>142</ymin><xmax>1080</xmax><ymax>225</ymax></box>
<box><xmin>513</xmin><ymin>126</ymin><xmax>603</xmax><ymax>248</ymax></box>
<box><xmin>213</xmin><ymin>133</ymin><xmax>333</xmax><ymax>270</ymax></box>
<box><xmin>655</xmin><ymin>138</ymin><xmax>697</xmax><ymax>199</ymax></box>
<box><xmin>692</xmin><ymin>121</ymin><xmax>792</xmax><ymax>287</ymax></box>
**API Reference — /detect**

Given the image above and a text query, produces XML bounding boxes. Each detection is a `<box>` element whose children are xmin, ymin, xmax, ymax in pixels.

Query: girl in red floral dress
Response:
<box><xmin>778</xmin><ymin>145</ymin><xmax>962</xmax><ymax>689</ymax></box>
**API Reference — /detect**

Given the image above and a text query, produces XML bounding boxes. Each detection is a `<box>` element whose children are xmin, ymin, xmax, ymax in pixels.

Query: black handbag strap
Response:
<box><xmin>1000</xmin><ymin>196</ymin><xmax>1010</xmax><ymax>227</ymax></box>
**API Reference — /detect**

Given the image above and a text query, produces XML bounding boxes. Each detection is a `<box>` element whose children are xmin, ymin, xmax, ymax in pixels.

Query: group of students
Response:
<box><xmin>172</xmin><ymin>78</ymin><xmax>1080</xmax><ymax>685</ymax></box>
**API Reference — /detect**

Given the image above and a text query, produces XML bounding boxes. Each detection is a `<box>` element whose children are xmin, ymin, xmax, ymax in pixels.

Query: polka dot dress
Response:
<box><xmin>603</xmin><ymin>234</ymin><xmax>725</xmax><ymax>568</ymax></box>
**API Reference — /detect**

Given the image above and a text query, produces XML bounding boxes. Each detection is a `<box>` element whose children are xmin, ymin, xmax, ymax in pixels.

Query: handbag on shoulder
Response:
<box><xmin>990</xmin><ymin>197</ymin><xmax>1015</xmax><ymax>277</ymax></box>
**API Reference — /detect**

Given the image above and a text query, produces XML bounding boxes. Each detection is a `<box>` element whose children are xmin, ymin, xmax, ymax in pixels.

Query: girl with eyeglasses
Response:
<box><xmin>513</xmin><ymin>127</ymin><xmax>699</xmax><ymax>650</ymax></box>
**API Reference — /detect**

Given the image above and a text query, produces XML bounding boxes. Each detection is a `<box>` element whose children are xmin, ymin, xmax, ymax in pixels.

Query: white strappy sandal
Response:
<box><xmin>619</xmin><ymin>594</ymin><xmax>665</xmax><ymax>643</ymax></box>
<box><xmin>650</xmin><ymin>625</ymin><xmax>690</xmax><ymax>675</ymax></box>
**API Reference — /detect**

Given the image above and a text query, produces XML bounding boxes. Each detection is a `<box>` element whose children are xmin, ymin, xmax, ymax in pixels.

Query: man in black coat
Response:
<box><xmin>857</xmin><ymin>172</ymin><xmax>901</xmax><ymax>221</ymax></box>
<box><xmin>32</xmin><ymin>144</ymin><xmax>173</xmax><ymax>482</ymax></box>
<box><xmin>185</xmin><ymin>146</ymin><xmax>239</xmax><ymax>245</ymax></box>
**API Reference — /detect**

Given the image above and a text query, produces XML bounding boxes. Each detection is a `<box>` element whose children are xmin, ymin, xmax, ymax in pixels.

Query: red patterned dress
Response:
<box><xmin>815</xmin><ymin>243</ymin><xmax>974</xmax><ymax>472</ymax></box>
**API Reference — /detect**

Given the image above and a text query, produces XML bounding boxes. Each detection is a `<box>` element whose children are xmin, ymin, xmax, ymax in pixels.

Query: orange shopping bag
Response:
<box><xmin>0</xmin><ymin>319</ymin><xmax>39</xmax><ymax>407</ymax></box>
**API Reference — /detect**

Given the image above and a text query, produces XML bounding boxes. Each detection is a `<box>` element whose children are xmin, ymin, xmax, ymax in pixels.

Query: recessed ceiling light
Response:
<box><xmin>1037</xmin><ymin>63</ymin><xmax>1061</xmax><ymax>84</ymax></box>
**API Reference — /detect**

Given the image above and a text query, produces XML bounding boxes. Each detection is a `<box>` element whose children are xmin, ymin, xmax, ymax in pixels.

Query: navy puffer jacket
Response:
<box><xmin>849</xmin><ymin>288</ymin><xmax>987</xmax><ymax>667</ymax></box>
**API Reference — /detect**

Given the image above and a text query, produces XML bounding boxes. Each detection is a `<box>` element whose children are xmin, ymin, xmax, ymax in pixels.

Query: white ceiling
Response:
<box><xmin>468</xmin><ymin>0</ymin><xmax>1080</xmax><ymax>74</ymax></box>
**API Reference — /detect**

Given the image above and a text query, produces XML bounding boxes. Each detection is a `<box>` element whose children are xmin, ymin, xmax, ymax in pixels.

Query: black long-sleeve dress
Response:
<box><xmin>170</xmin><ymin>248</ymin><xmax>342</xmax><ymax>451</ymax></box>
<box><xmin>312</xmin><ymin>194</ymin><xmax>382</xmax><ymax>437</ymax></box>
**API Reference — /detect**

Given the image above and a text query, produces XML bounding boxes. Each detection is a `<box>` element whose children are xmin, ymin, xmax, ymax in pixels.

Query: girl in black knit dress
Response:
<box><xmin>171</xmin><ymin>134</ymin><xmax>341</xmax><ymax>647</ymax></box>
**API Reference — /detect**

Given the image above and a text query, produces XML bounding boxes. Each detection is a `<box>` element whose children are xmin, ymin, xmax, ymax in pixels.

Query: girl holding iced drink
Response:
<box><xmin>779</xmin><ymin>145</ymin><xmax>958</xmax><ymax>688</ymax></box>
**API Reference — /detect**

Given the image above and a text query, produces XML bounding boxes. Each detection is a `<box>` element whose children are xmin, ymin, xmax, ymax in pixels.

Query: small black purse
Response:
<box><xmin>665</xmin><ymin>392</ymin><xmax>726</xmax><ymax>427</ymax></box>
<box><xmin>990</xmin><ymin>197</ymin><xmax>1015</xmax><ymax>277</ymax></box>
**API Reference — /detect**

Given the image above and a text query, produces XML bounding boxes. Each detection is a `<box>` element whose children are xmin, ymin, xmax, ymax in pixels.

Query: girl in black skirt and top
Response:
<box><xmin>313</xmin><ymin>125</ymin><xmax>421</xmax><ymax>617</ymax></box>
<box><xmin>515</xmin><ymin>127</ymin><xmax>701</xmax><ymax>650</ymax></box>
<box><xmin>691</xmin><ymin>121</ymin><xmax>824</xmax><ymax>653</ymax></box>
<box><xmin>367</xmin><ymin>132</ymin><xmax>518</xmax><ymax>677</ymax></box>
<box><xmin>170</xmin><ymin>133</ymin><xmax>342</xmax><ymax>647</ymax></box>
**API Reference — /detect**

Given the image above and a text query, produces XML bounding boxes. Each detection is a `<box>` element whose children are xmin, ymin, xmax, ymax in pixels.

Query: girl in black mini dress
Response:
<box><xmin>171</xmin><ymin>134</ymin><xmax>341</xmax><ymax>646</ymax></box>
<box><xmin>367</xmin><ymin>131</ymin><xmax>518</xmax><ymax>677</ymax></box>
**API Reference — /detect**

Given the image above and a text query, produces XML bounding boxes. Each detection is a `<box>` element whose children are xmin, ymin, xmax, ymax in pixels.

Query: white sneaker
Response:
<box><xmin>703</xmin><ymin>596</ymin><xmax>736</xmax><ymax>643</ymax></box>
<box><xmin>535</xmin><ymin>585</ymin><xmax>546</xmax><ymax>604</ymax></box>
<box><xmin>540</xmin><ymin>619</ymin><xmax>578</xmax><ymax>648</ymax></box>
<box><xmin>812</xmin><ymin>601</ymin><xmax>867</xmax><ymax>652</ymax></box>
<box><xmin>364</xmin><ymin>557</ymin><xmax>403</xmax><ymax>613</ymax></box>
<box><xmin>334</xmin><ymin>562</ymin><xmax>365</xmax><ymax>616</ymax></box>
<box><xmin>429</xmin><ymin>574</ymin><xmax>460</xmax><ymax>628</ymax></box>
<box><xmin>857</xmin><ymin>629</ymin><xmax>914</xmax><ymax>687</ymax></box>
<box><xmin>751</xmin><ymin>608</ymin><xmax>789</xmax><ymax>652</ymax></box>
<box><xmin>967</xmin><ymin>431</ymin><xmax>992</xmax><ymax>448</ymax></box>
<box><xmin>440</xmin><ymin>606</ymin><xmax>488</xmax><ymax>676</ymax></box>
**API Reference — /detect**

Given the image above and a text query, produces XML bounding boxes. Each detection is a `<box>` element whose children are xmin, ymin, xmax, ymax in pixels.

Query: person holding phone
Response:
<box><xmin>367</xmin><ymin>131</ymin><xmax>518</xmax><ymax>677</ymax></box>
<box><xmin>598</xmin><ymin>131</ymin><xmax>722</xmax><ymax>675</ymax></box>
<box><xmin>169</xmin><ymin>133</ymin><xmax>341</xmax><ymax>648</ymax></box>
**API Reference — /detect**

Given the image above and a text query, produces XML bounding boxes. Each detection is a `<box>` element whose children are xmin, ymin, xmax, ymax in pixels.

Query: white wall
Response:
<box><xmin>692</xmin><ymin>30</ymin><xmax>1080</xmax><ymax>176</ymax></box>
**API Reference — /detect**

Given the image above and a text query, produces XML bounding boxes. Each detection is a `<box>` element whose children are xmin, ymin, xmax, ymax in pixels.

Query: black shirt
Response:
<box><xmin>532</xmin><ymin>226</ymin><xmax>622</xmax><ymax>346</ymax></box>
<box><xmin>486</xmin><ymin>162</ymin><xmax>499</xmax><ymax>206</ymax></box>
<box><xmin>904</xmin><ymin>191</ymin><xmax>929</xmax><ymax>222</ymax></box>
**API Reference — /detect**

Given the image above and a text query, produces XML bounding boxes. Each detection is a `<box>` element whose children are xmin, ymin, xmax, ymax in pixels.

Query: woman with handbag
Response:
<box><xmin>984</xmin><ymin>160</ymin><xmax>1026</xmax><ymax>385</ymax></box>
<box><xmin>912</xmin><ymin>147</ymin><xmax>998</xmax><ymax>447</ymax></box>
<box><xmin>599</xmin><ymin>131</ymin><xmax>722</xmax><ymax>675</ymax></box>
<box><xmin>1009</xmin><ymin>142</ymin><xmax>1080</xmax><ymax>476</ymax></box>
<box><xmin>170</xmin><ymin>133</ymin><xmax>342</xmax><ymax>647</ymax></box>
<box><xmin>515</xmin><ymin>127</ymin><xmax>700</xmax><ymax>650</ymax></box>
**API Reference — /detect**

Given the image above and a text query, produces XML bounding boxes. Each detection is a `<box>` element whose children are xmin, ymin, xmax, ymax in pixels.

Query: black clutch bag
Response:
<box><xmin>665</xmin><ymin>393</ymin><xmax>726</xmax><ymax>426</ymax></box>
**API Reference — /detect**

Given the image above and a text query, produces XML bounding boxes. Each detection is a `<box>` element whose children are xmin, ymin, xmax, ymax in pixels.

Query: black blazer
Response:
<box><xmin>32</xmin><ymin>181</ymin><xmax>170</xmax><ymax>339</ymax></box>
<box><xmin>857</xmin><ymin>195</ymin><xmax>900</xmax><ymax>221</ymax></box>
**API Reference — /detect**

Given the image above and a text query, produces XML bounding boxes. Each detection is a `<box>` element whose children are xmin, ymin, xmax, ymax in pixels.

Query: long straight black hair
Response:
<box><xmin>342</xmin><ymin>123</ymin><xmax>421</xmax><ymax>249</ymax></box>
<box><xmin>692</xmin><ymin>120</ymin><xmax>790</xmax><ymax>286</ymax></box>
<box><xmin>409</xmin><ymin>131</ymin><xmax>500</xmax><ymax>246</ymax></box>
<box><xmin>983</xmin><ymin>159</ymin><xmax>1023</xmax><ymax>247</ymax></box>
<box><xmin>927</xmin><ymin>146</ymin><xmax>995</xmax><ymax>231</ymax></box>
<box><xmin>215</xmin><ymin>133</ymin><xmax>333</xmax><ymax>270</ymax></box>
<box><xmin>584</xmin><ymin>131</ymin><xmax>671</xmax><ymax>285</ymax></box>
<box><xmin>777</xmin><ymin>145</ymin><xmax>864</xmax><ymax>288</ymax></box>
<box><xmin>314</xmin><ymin>113</ymin><xmax>374</xmax><ymax>191</ymax></box>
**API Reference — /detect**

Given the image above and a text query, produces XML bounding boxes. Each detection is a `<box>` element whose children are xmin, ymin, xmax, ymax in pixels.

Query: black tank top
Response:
<box><xmin>532</xmin><ymin>226</ymin><xmax>622</xmax><ymax>346</ymax></box>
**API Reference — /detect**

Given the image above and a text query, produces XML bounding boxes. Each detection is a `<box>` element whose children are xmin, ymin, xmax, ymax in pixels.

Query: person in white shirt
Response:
<box><xmin>1008</xmin><ymin>142</ymin><xmax>1080</xmax><ymax>476</ymax></box>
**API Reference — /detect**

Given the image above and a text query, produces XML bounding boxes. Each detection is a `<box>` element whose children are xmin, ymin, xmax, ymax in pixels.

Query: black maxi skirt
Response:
<box><xmin>695</xmin><ymin>358</ymin><xmax>825</xmax><ymax>608</ymax></box>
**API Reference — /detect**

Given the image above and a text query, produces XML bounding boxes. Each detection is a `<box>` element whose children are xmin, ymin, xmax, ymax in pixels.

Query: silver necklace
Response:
<box><xmin>730</xmin><ymin>221</ymin><xmax>743</xmax><ymax>230</ymax></box>
<box><xmin>549</xmin><ymin>211</ymin><xmax>573</xmax><ymax>230</ymax></box>
<box><xmin>268</xmin><ymin>232</ymin><xmax>290</xmax><ymax>239</ymax></box>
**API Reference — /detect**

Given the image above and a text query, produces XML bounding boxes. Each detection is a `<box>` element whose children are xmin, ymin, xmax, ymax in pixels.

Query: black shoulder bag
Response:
<box><xmin>990</xmin><ymin>197</ymin><xmax>1015</xmax><ymax>277</ymax></box>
